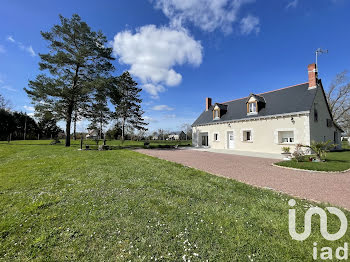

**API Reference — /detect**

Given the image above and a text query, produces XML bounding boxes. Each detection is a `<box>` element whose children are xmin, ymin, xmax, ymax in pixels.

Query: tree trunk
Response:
<box><xmin>73</xmin><ymin>116</ymin><xmax>77</xmax><ymax>140</ymax></box>
<box><xmin>99</xmin><ymin>114</ymin><xmax>103</xmax><ymax>140</ymax></box>
<box><xmin>121</xmin><ymin>118</ymin><xmax>125</xmax><ymax>142</ymax></box>
<box><xmin>65</xmin><ymin>105</ymin><xmax>73</xmax><ymax>147</ymax></box>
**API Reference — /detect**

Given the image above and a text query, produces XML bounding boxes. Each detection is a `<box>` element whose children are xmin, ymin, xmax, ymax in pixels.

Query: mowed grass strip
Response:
<box><xmin>276</xmin><ymin>144</ymin><xmax>350</xmax><ymax>172</ymax></box>
<box><xmin>0</xmin><ymin>141</ymin><xmax>349</xmax><ymax>261</ymax></box>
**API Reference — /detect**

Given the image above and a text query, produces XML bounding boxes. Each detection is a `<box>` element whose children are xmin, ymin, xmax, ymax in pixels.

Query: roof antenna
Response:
<box><xmin>315</xmin><ymin>48</ymin><xmax>328</xmax><ymax>71</ymax></box>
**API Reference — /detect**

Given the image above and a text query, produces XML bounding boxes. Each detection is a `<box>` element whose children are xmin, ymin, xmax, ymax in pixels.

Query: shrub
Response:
<box><xmin>303</xmin><ymin>140</ymin><xmax>336</xmax><ymax>161</ymax></box>
<box><xmin>292</xmin><ymin>144</ymin><xmax>305</xmax><ymax>162</ymax></box>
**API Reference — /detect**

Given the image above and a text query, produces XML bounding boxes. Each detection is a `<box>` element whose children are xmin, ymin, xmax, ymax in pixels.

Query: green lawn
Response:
<box><xmin>276</xmin><ymin>142</ymin><xmax>350</xmax><ymax>172</ymax></box>
<box><xmin>1</xmin><ymin>141</ymin><xmax>349</xmax><ymax>261</ymax></box>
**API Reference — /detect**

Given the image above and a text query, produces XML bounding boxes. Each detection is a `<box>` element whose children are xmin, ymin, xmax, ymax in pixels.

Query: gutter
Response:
<box><xmin>192</xmin><ymin>110</ymin><xmax>310</xmax><ymax>127</ymax></box>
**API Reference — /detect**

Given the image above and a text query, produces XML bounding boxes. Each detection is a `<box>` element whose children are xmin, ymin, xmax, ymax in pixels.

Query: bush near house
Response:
<box><xmin>276</xmin><ymin>149</ymin><xmax>350</xmax><ymax>172</ymax></box>
<box><xmin>1</xmin><ymin>141</ymin><xmax>350</xmax><ymax>261</ymax></box>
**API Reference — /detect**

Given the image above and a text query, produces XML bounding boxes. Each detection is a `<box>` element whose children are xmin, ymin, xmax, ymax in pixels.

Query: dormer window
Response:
<box><xmin>246</xmin><ymin>94</ymin><xmax>265</xmax><ymax>116</ymax></box>
<box><xmin>212</xmin><ymin>103</ymin><xmax>227</xmax><ymax>120</ymax></box>
<box><xmin>248</xmin><ymin>102</ymin><xmax>257</xmax><ymax>113</ymax></box>
<box><xmin>214</xmin><ymin>109</ymin><xmax>220</xmax><ymax>119</ymax></box>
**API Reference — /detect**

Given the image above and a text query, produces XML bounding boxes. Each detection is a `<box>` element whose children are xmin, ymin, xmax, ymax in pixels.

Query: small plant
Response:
<box><xmin>303</xmin><ymin>140</ymin><xmax>336</xmax><ymax>161</ymax></box>
<box><xmin>282</xmin><ymin>147</ymin><xmax>290</xmax><ymax>154</ymax></box>
<box><xmin>292</xmin><ymin>144</ymin><xmax>305</xmax><ymax>162</ymax></box>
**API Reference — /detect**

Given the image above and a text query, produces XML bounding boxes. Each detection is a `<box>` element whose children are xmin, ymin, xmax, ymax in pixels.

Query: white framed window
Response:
<box><xmin>278</xmin><ymin>131</ymin><xmax>294</xmax><ymax>144</ymax></box>
<box><xmin>243</xmin><ymin>130</ymin><xmax>252</xmax><ymax>142</ymax></box>
<box><xmin>249</xmin><ymin>102</ymin><xmax>257</xmax><ymax>113</ymax></box>
<box><xmin>214</xmin><ymin>109</ymin><xmax>219</xmax><ymax>119</ymax></box>
<box><xmin>213</xmin><ymin>133</ymin><xmax>219</xmax><ymax>141</ymax></box>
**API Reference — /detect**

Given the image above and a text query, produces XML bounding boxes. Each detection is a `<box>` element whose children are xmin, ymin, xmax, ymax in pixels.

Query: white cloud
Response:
<box><xmin>6</xmin><ymin>36</ymin><xmax>15</xmax><ymax>43</ymax></box>
<box><xmin>286</xmin><ymin>0</ymin><xmax>298</xmax><ymax>9</ymax></box>
<box><xmin>163</xmin><ymin>114</ymin><xmax>176</xmax><ymax>119</ymax></box>
<box><xmin>240</xmin><ymin>15</ymin><xmax>260</xmax><ymax>35</ymax></box>
<box><xmin>24</xmin><ymin>45</ymin><xmax>36</xmax><ymax>57</ymax></box>
<box><xmin>152</xmin><ymin>105</ymin><xmax>174</xmax><ymax>111</ymax></box>
<box><xmin>23</xmin><ymin>105</ymin><xmax>35</xmax><ymax>111</ymax></box>
<box><xmin>113</xmin><ymin>25</ymin><xmax>202</xmax><ymax>98</ymax></box>
<box><xmin>143</xmin><ymin>83</ymin><xmax>166</xmax><ymax>99</ymax></box>
<box><xmin>152</xmin><ymin>0</ymin><xmax>255</xmax><ymax>34</ymax></box>
<box><xmin>144</xmin><ymin>116</ymin><xmax>158</xmax><ymax>123</ymax></box>
<box><xmin>0</xmin><ymin>45</ymin><xmax>5</xmax><ymax>53</ymax></box>
<box><xmin>0</xmin><ymin>85</ymin><xmax>16</xmax><ymax>92</ymax></box>
<box><xmin>18</xmin><ymin>43</ymin><xmax>36</xmax><ymax>57</ymax></box>
<box><xmin>6</xmin><ymin>35</ymin><xmax>36</xmax><ymax>57</ymax></box>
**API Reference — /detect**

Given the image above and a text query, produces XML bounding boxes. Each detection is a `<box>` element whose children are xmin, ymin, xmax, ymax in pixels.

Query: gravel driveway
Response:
<box><xmin>135</xmin><ymin>148</ymin><xmax>350</xmax><ymax>210</ymax></box>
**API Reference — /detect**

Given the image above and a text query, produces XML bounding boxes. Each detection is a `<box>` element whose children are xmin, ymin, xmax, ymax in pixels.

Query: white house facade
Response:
<box><xmin>192</xmin><ymin>63</ymin><xmax>342</xmax><ymax>154</ymax></box>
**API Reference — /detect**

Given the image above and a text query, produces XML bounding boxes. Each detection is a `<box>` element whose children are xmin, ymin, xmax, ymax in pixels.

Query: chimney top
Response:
<box><xmin>206</xmin><ymin>97</ymin><xmax>212</xmax><ymax>111</ymax></box>
<box><xmin>308</xmin><ymin>63</ymin><xmax>318</xmax><ymax>90</ymax></box>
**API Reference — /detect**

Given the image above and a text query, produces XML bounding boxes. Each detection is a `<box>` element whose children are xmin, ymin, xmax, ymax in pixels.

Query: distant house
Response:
<box><xmin>168</xmin><ymin>131</ymin><xmax>186</xmax><ymax>140</ymax></box>
<box><xmin>192</xmin><ymin>63</ymin><xmax>343</xmax><ymax>153</ymax></box>
<box><xmin>86</xmin><ymin>129</ymin><xmax>99</xmax><ymax>139</ymax></box>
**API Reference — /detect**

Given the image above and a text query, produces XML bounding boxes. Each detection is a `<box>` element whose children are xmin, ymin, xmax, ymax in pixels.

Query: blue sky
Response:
<box><xmin>0</xmin><ymin>0</ymin><xmax>349</xmax><ymax>133</ymax></box>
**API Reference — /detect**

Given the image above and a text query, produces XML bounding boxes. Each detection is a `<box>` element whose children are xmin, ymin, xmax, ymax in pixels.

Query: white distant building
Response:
<box><xmin>168</xmin><ymin>131</ymin><xmax>186</xmax><ymax>140</ymax></box>
<box><xmin>86</xmin><ymin>129</ymin><xmax>99</xmax><ymax>139</ymax></box>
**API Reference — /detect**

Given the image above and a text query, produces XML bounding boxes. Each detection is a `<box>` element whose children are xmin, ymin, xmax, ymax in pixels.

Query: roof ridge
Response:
<box><xmin>221</xmin><ymin>82</ymin><xmax>309</xmax><ymax>104</ymax></box>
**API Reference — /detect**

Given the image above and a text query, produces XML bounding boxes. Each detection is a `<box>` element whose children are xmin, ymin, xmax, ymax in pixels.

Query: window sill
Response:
<box><xmin>278</xmin><ymin>143</ymin><xmax>296</xmax><ymax>145</ymax></box>
<box><xmin>242</xmin><ymin>140</ymin><xmax>253</xmax><ymax>143</ymax></box>
<box><xmin>247</xmin><ymin>112</ymin><xmax>258</xmax><ymax>116</ymax></box>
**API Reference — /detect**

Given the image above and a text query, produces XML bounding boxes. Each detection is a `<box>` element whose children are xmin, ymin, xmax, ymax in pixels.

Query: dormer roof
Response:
<box><xmin>246</xmin><ymin>94</ymin><xmax>266</xmax><ymax>104</ymax></box>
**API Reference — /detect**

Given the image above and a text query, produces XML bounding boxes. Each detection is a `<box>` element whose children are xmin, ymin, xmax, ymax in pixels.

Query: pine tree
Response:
<box><xmin>85</xmin><ymin>79</ymin><xmax>112</xmax><ymax>139</ymax></box>
<box><xmin>25</xmin><ymin>14</ymin><xmax>115</xmax><ymax>146</ymax></box>
<box><xmin>38</xmin><ymin>113</ymin><xmax>63</xmax><ymax>139</ymax></box>
<box><xmin>111</xmin><ymin>72</ymin><xmax>148</xmax><ymax>141</ymax></box>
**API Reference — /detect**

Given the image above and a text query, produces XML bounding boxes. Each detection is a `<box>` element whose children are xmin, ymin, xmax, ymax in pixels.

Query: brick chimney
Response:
<box><xmin>205</xmin><ymin>97</ymin><xmax>212</xmax><ymax>111</ymax></box>
<box><xmin>308</xmin><ymin>63</ymin><xmax>318</xmax><ymax>89</ymax></box>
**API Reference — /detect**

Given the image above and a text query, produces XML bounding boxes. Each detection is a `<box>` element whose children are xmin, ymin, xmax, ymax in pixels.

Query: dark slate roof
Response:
<box><xmin>214</xmin><ymin>103</ymin><xmax>228</xmax><ymax>111</ymax></box>
<box><xmin>171</xmin><ymin>131</ymin><xmax>185</xmax><ymax>135</ymax></box>
<box><xmin>192</xmin><ymin>83</ymin><xmax>316</xmax><ymax>126</ymax></box>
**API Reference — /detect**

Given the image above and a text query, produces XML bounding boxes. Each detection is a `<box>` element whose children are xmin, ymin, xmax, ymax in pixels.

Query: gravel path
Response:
<box><xmin>135</xmin><ymin>148</ymin><xmax>350</xmax><ymax>210</ymax></box>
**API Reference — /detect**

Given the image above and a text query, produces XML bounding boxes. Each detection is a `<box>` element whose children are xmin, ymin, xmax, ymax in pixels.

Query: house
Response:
<box><xmin>86</xmin><ymin>129</ymin><xmax>99</xmax><ymax>139</ymax></box>
<box><xmin>192</xmin><ymin>63</ymin><xmax>343</xmax><ymax>154</ymax></box>
<box><xmin>168</xmin><ymin>131</ymin><xmax>187</xmax><ymax>140</ymax></box>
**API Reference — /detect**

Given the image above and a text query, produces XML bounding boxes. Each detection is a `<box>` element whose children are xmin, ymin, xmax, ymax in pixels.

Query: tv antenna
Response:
<box><xmin>315</xmin><ymin>48</ymin><xmax>328</xmax><ymax>70</ymax></box>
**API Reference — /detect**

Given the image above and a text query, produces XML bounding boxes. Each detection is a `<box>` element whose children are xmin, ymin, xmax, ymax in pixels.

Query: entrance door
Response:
<box><xmin>201</xmin><ymin>135</ymin><xmax>208</xmax><ymax>146</ymax></box>
<box><xmin>227</xmin><ymin>131</ymin><xmax>234</xmax><ymax>149</ymax></box>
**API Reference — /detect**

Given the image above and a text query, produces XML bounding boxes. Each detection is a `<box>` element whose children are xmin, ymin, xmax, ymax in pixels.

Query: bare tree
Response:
<box><xmin>326</xmin><ymin>71</ymin><xmax>350</xmax><ymax>130</ymax></box>
<box><xmin>137</xmin><ymin>129</ymin><xmax>146</xmax><ymax>140</ymax></box>
<box><xmin>158</xmin><ymin>129</ymin><xmax>165</xmax><ymax>140</ymax></box>
<box><xmin>0</xmin><ymin>93</ymin><xmax>11</xmax><ymax>111</ymax></box>
<box><xmin>181</xmin><ymin>123</ymin><xmax>192</xmax><ymax>140</ymax></box>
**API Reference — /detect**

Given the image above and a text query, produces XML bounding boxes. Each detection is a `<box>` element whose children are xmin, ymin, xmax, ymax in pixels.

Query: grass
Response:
<box><xmin>276</xmin><ymin>142</ymin><xmax>350</xmax><ymax>172</ymax></box>
<box><xmin>61</xmin><ymin>139</ymin><xmax>192</xmax><ymax>149</ymax></box>
<box><xmin>1</xmin><ymin>140</ymin><xmax>349</xmax><ymax>261</ymax></box>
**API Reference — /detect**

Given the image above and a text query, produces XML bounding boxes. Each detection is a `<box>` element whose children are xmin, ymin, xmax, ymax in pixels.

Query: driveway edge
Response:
<box><xmin>271</xmin><ymin>163</ymin><xmax>350</xmax><ymax>174</ymax></box>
